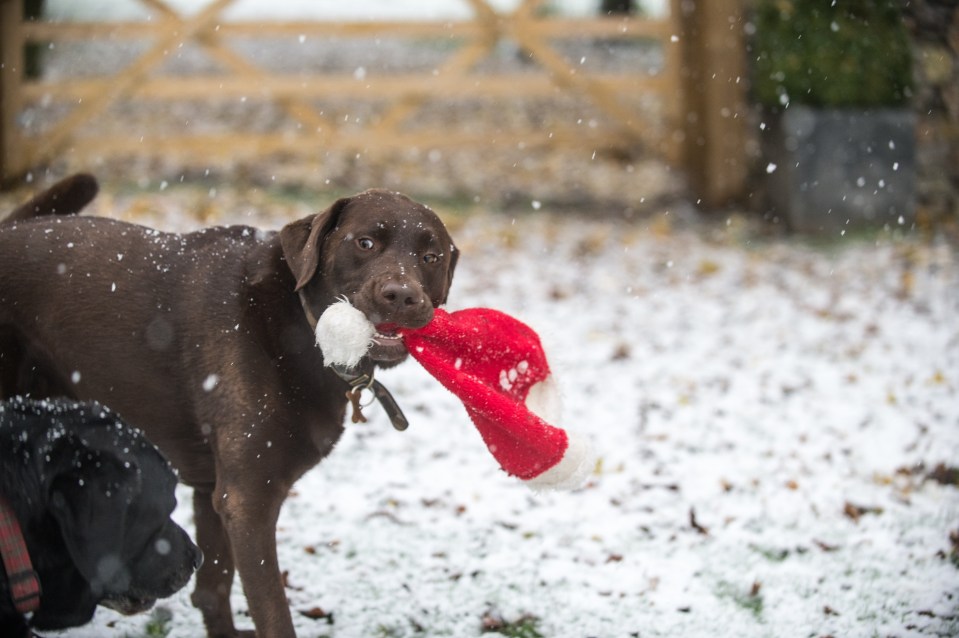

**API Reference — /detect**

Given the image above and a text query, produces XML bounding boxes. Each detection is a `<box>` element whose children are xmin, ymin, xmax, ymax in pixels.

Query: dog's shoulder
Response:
<box><xmin>0</xmin><ymin>397</ymin><xmax>159</xmax><ymax>480</ymax></box>
<box><xmin>176</xmin><ymin>224</ymin><xmax>276</xmax><ymax>254</ymax></box>
<box><xmin>0</xmin><ymin>398</ymin><xmax>59</xmax><ymax>493</ymax></box>
<box><xmin>0</xmin><ymin>398</ymin><xmax>106</xmax><ymax>491</ymax></box>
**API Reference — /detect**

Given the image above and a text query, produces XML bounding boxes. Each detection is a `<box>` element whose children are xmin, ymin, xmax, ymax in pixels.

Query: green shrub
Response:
<box><xmin>751</xmin><ymin>0</ymin><xmax>913</xmax><ymax>108</ymax></box>
<box><xmin>482</xmin><ymin>613</ymin><xmax>545</xmax><ymax>638</ymax></box>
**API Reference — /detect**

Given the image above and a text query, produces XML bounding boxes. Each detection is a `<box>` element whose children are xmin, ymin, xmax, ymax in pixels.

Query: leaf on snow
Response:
<box><xmin>843</xmin><ymin>501</ymin><xmax>883</xmax><ymax>523</ymax></box>
<box><xmin>689</xmin><ymin>508</ymin><xmax>710</xmax><ymax>536</ymax></box>
<box><xmin>813</xmin><ymin>539</ymin><xmax>840</xmax><ymax>552</ymax></box>
<box><xmin>299</xmin><ymin>607</ymin><xmax>334</xmax><ymax>624</ymax></box>
<box><xmin>926</xmin><ymin>463</ymin><xmax>959</xmax><ymax>486</ymax></box>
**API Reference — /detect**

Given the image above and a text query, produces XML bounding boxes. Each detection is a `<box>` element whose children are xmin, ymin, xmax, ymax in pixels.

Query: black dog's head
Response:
<box><xmin>0</xmin><ymin>398</ymin><xmax>201</xmax><ymax>631</ymax></box>
<box><xmin>280</xmin><ymin>189</ymin><xmax>459</xmax><ymax>366</ymax></box>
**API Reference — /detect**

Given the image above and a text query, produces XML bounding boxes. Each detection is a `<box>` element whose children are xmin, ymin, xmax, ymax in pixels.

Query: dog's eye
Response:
<box><xmin>423</xmin><ymin>253</ymin><xmax>439</xmax><ymax>264</ymax></box>
<box><xmin>356</xmin><ymin>237</ymin><xmax>375</xmax><ymax>251</ymax></box>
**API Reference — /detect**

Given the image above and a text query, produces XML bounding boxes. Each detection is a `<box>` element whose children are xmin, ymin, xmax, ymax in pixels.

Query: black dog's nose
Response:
<box><xmin>193</xmin><ymin>547</ymin><xmax>204</xmax><ymax>571</ymax></box>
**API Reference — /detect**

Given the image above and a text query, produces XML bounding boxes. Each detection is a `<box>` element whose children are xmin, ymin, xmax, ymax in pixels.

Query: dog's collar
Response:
<box><xmin>298</xmin><ymin>290</ymin><xmax>409</xmax><ymax>432</ymax></box>
<box><xmin>329</xmin><ymin>366</ymin><xmax>409</xmax><ymax>431</ymax></box>
<box><xmin>0</xmin><ymin>494</ymin><xmax>41</xmax><ymax>614</ymax></box>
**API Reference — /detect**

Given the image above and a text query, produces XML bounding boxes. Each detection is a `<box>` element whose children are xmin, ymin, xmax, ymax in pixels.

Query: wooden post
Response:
<box><xmin>0</xmin><ymin>0</ymin><xmax>24</xmax><ymax>182</ymax></box>
<box><xmin>675</xmin><ymin>0</ymin><xmax>749</xmax><ymax>208</ymax></box>
<box><xmin>1</xmin><ymin>0</ymin><xmax>24</xmax><ymax>183</ymax></box>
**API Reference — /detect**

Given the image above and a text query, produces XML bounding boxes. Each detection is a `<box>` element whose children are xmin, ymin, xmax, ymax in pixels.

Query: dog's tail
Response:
<box><xmin>3</xmin><ymin>173</ymin><xmax>99</xmax><ymax>224</ymax></box>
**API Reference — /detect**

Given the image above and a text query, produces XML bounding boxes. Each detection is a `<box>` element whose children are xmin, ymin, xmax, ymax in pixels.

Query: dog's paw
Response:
<box><xmin>315</xmin><ymin>299</ymin><xmax>375</xmax><ymax>369</ymax></box>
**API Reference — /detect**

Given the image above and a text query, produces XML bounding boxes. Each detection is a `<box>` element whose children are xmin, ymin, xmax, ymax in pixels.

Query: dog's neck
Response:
<box><xmin>294</xmin><ymin>289</ymin><xmax>410</xmax><ymax>432</ymax></box>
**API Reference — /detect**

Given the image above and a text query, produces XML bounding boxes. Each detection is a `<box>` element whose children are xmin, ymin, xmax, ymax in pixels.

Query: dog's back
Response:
<box><xmin>3</xmin><ymin>173</ymin><xmax>98</xmax><ymax>224</ymax></box>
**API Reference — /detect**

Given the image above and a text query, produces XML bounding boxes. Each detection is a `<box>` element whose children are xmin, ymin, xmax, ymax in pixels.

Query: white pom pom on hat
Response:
<box><xmin>315</xmin><ymin>298</ymin><xmax>374</xmax><ymax>369</ymax></box>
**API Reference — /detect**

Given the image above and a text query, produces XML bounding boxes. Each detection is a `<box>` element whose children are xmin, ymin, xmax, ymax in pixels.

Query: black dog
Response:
<box><xmin>0</xmin><ymin>397</ymin><xmax>202</xmax><ymax>637</ymax></box>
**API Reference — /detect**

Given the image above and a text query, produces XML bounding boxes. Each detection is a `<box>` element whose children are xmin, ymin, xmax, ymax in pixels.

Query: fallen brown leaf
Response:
<box><xmin>843</xmin><ymin>501</ymin><xmax>883</xmax><ymax>523</ymax></box>
<box><xmin>610</xmin><ymin>343</ymin><xmax>631</xmax><ymax>361</ymax></box>
<box><xmin>927</xmin><ymin>463</ymin><xmax>959</xmax><ymax>486</ymax></box>
<box><xmin>299</xmin><ymin>606</ymin><xmax>333</xmax><ymax>622</ymax></box>
<box><xmin>689</xmin><ymin>508</ymin><xmax>710</xmax><ymax>536</ymax></box>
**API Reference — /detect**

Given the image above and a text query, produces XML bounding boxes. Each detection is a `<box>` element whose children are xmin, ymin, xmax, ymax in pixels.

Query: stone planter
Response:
<box><xmin>762</xmin><ymin>105</ymin><xmax>917</xmax><ymax>234</ymax></box>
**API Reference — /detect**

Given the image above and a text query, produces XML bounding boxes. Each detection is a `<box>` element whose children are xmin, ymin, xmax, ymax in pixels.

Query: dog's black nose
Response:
<box><xmin>193</xmin><ymin>547</ymin><xmax>204</xmax><ymax>571</ymax></box>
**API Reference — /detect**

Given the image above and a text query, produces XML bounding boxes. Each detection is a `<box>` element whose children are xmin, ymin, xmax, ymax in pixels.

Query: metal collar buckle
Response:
<box><xmin>332</xmin><ymin>365</ymin><xmax>409</xmax><ymax>431</ymax></box>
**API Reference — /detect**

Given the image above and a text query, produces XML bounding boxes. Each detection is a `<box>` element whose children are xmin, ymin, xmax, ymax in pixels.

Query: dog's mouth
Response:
<box><xmin>101</xmin><ymin>595</ymin><xmax>157</xmax><ymax>616</ymax></box>
<box><xmin>368</xmin><ymin>324</ymin><xmax>408</xmax><ymax>365</ymax></box>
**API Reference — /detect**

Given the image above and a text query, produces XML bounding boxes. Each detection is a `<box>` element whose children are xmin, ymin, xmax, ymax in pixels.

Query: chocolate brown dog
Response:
<box><xmin>0</xmin><ymin>175</ymin><xmax>458</xmax><ymax>638</ymax></box>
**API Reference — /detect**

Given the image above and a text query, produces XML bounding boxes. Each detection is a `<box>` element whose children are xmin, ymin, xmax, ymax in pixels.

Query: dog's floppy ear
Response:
<box><xmin>279</xmin><ymin>196</ymin><xmax>352</xmax><ymax>291</ymax></box>
<box><xmin>48</xmin><ymin>449</ymin><xmax>141</xmax><ymax>597</ymax></box>
<box><xmin>440</xmin><ymin>241</ymin><xmax>459</xmax><ymax>305</ymax></box>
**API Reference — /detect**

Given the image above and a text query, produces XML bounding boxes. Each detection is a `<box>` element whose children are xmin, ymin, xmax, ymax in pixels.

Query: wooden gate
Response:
<box><xmin>0</xmin><ymin>0</ymin><xmax>747</xmax><ymax>206</ymax></box>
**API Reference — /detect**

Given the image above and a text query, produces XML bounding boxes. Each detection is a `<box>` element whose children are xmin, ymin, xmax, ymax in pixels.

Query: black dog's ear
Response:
<box><xmin>279</xmin><ymin>197</ymin><xmax>351</xmax><ymax>291</ymax></box>
<box><xmin>48</xmin><ymin>453</ymin><xmax>141</xmax><ymax>597</ymax></box>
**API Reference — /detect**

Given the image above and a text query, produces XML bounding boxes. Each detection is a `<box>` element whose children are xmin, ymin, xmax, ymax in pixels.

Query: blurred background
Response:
<box><xmin>1</xmin><ymin>0</ymin><xmax>955</xmax><ymax>233</ymax></box>
<box><xmin>2</xmin><ymin>4</ymin><xmax>958</xmax><ymax>636</ymax></box>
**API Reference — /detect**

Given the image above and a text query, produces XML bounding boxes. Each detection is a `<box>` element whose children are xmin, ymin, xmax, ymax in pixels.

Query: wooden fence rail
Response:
<box><xmin>0</xmin><ymin>0</ymin><xmax>747</xmax><ymax>206</ymax></box>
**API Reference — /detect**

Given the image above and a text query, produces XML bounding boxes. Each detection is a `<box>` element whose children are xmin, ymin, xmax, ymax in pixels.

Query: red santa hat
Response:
<box><xmin>314</xmin><ymin>300</ymin><xmax>593</xmax><ymax>489</ymax></box>
<box><xmin>401</xmin><ymin>308</ymin><xmax>593</xmax><ymax>489</ymax></box>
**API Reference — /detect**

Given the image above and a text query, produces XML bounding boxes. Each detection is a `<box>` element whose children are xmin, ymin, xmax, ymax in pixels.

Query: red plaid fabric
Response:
<box><xmin>0</xmin><ymin>494</ymin><xmax>40</xmax><ymax>614</ymax></box>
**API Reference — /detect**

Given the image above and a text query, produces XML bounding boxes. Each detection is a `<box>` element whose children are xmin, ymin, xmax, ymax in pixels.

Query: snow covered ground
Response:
<box><xmin>30</xmin><ymin>190</ymin><xmax>957</xmax><ymax>638</ymax></box>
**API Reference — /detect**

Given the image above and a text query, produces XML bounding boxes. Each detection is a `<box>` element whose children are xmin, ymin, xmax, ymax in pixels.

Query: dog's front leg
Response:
<box><xmin>216</xmin><ymin>479</ymin><xmax>295</xmax><ymax>638</ymax></box>
<box><xmin>191</xmin><ymin>489</ymin><xmax>254</xmax><ymax>638</ymax></box>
